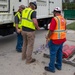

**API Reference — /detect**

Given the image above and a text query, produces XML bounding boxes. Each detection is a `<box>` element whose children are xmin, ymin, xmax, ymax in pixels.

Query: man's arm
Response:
<box><xmin>46</xmin><ymin>18</ymin><xmax>56</xmax><ymax>39</ymax></box>
<box><xmin>46</xmin><ymin>30</ymin><xmax>53</xmax><ymax>39</ymax></box>
<box><xmin>31</xmin><ymin>11</ymin><xmax>40</xmax><ymax>30</ymax></box>
<box><xmin>32</xmin><ymin>18</ymin><xmax>40</xmax><ymax>30</ymax></box>
<box><xmin>15</xmin><ymin>15</ymin><xmax>21</xmax><ymax>33</ymax></box>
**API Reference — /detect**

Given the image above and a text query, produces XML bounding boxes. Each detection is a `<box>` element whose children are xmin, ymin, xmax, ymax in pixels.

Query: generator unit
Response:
<box><xmin>0</xmin><ymin>0</ymin><xmax>62</xmax><ymax>36</ymax></box>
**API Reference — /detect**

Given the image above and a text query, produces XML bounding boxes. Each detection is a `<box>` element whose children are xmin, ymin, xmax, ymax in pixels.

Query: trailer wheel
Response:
<box><xmin>44</xmin><ymin>20</ymin><xmax>50</xmax><ymax>30</ymax></box>
<box><xmin>44</xmin><ymin>18</ymin><xmax>52</xmax><ymax>30</ymax></box>
<box><xmin>44</xmin><ymin>24</ymin><xmax>48</xmax><ymax>30</ymax></box>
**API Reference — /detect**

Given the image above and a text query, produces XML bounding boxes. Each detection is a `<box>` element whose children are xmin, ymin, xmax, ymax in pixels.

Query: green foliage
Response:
<box><xmin>67</xmin><ymin>22</ymin><xmax>75</xmax><ymax>30</ymax></box>
<box><xmin>63</xmin><ymin>3</ymin><xmax>75</xmax><ymax>10</ymax></box>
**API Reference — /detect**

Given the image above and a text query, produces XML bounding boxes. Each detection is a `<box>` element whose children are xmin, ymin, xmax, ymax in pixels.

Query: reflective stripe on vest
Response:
<box><xmin>50</xmin><ymin>16</ymin><xmax>66</xmax><ymax>40</ymax></box>
<box><xmin>22</xmin><ymin>8</ymin><xmax>35</xmax><ymax>30</ymax></box>
<box><xmin>13</xmin><ymin>12</ymin><xmax>22</xmax><ymax>28</ymax></box>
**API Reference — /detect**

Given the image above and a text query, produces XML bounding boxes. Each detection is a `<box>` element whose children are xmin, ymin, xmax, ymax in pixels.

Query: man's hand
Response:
<box><xmin>36</xmin><ymin>26</ymin><xmax>40</xmax><ymax>30</ymax></box>
<box><xmin>32</xmin><ymin>18</ymin><xmax>40</xmax><ymax>30</ymax></box>
<box><xmin>17</xmin><ymin>29</ymin><xmax>21</xmax><ymax>33</ymax></box>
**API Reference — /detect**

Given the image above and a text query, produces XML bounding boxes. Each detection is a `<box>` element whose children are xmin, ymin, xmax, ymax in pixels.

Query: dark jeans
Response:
<box><xmin>16</xmin><ymin>32</ymin><xmax>23</xmax><ymax>52</ymax></box>
<box><xmin>48</xmin><ymin>40</ymin><xmax>63</xmax><ymax>71</ymax></box>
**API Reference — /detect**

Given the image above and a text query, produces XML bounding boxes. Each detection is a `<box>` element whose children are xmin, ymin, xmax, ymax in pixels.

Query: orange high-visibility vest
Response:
<box><xmin>50</xmin><ymin>15</ymin><xmax>66</xmax><ymax>40</ymax></box>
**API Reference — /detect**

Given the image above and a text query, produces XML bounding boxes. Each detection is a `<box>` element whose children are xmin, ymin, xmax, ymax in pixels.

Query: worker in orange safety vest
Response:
<box><xmin>44</xmin><ymin>7</ymin><xmax>66</xmax><ymax>73</ymax></box>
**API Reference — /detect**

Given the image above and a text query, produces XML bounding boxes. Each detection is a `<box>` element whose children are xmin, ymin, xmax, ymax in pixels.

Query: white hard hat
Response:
<box><xmin>54</xmin><ymin>7</ymin><xmax>61</xmax><ymax>12</ymax></box>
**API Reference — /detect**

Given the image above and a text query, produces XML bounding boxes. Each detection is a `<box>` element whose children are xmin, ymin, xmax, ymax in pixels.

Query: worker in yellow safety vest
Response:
<box><xmin>21</xmin><ymin>1</ymin><xmax>40</xmax><ymax>64</ymax></box>
<box><xmin>44</xmin><ymin>7</ymin><xmax>66</xmax><ymax>73</ymax></box>
<box><xmin>14</xmin><ymin>12</ymin><xmax>22</xmax><ymax>29</ymax></box>
<box><xmin>14</xmin><ymin>5</ymin><xmax>25</xmax><ymax>52</ymax></box>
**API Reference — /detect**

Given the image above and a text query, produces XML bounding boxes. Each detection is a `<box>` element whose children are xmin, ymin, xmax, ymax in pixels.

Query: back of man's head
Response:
<box><xmin>19</xmin><ymin>5</ymin><xmax>25</xmax><ymax>10</ymax></box>
<box><xmin>29</xmin><ymin>1</ymin><xmax>37</xmax><ymax>10</ymax></box>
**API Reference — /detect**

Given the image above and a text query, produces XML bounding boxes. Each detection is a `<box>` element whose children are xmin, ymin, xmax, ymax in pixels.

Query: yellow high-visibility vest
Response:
<box><xmin>21</xmin><ymin>8</ymin><xmax>36</xmax><ymax>30</ymax></box>
<box><xmin>13</xmin><ymin>12</ymin><xmax>22</xmax><ymax>28</ymax></box>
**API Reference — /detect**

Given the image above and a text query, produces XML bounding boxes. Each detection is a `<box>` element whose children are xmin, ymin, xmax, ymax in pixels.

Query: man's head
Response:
<box><xmin>18</xmin><ymin>5</ymin><xmax>25</xmax><ymax>12</ymax></box>
<box><xmin>29</xmin><ymin>1</ymin><xmax>37</xmax><ymax>10</ymax></box>
<box><xmin>53</xmin><ymin>7</ymin><xmax>61</xmax><ymax>16</ymax></box>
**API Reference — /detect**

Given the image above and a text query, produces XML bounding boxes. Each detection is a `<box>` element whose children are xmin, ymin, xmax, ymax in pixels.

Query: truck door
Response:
<box><xmin>13</xmin><ymin>0</ymin><xmax>29</xmax><ymax>12</ymax></box>
<box><xmin>21</xmin><ymin>0</ymin><xmax>37</xmax><ymax>6</ymax></box>
<box><xmin>0</xmin><ymin>0</ymin><xmax>10</xmax><ymax>12</ymax></box>
<box><xmin>48</xmin><ymin>0</ymin><xmax>54</xmax><ymax>15</ymax></box>
<box><xmin>48</xmin><ymin>0</ymin><xmax>62</xmax><ymax>15</ymax></box>
<box><xmin>28</xmin><ymin>0</ymin><xmax>37</xmax><ymax>2</ymax></box>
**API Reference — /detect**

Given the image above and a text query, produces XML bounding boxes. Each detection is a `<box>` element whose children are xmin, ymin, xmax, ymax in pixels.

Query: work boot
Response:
<box><xmin>44</xmin><ymin>66</ymin><xmax>55</xmax><ymax>73</ymax></box>
<box><xmin>26</xmin><ymin>58</ymin><xmax>36</xmax><ymax>64</ymax></box>
<box><xmin>55</xmin><ymin>64</ymin><xmax>61</xmax><ymax>70</ymax></box>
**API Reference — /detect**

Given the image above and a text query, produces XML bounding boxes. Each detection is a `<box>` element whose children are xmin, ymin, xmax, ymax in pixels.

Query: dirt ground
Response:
<box><xmin>0</xmin><ymin>20</ymin><xmax>75</xmax><ymax>75</ymax></box>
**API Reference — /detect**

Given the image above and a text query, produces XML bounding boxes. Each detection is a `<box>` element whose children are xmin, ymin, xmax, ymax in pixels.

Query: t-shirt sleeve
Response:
<box><xmin>49</xmin><ymin>18</ymin><xmax>56</xmax><ymax>31</ymax></box>
<box><xmin>31</xmin><ymin>11</ymin><xmax>36</xmax><ymax>19</ymax></box>
<box><xmin>14</xmin><ymin>15</ymin><xmax>19</xmax><ymax>24</ymax></box>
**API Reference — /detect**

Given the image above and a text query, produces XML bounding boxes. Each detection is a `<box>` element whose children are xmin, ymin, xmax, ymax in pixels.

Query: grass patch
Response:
<box><xmin>67</xmin><ymin>22</ymin><xmax>75</xmax><ymax>30</ymax></box>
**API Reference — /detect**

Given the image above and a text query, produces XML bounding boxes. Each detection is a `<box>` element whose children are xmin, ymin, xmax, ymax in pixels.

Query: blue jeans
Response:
<box><xmin>48</xmin><ymin>40</ymin><xmax>63</xmax><ymax>71</ymax></box>
<box><xmin>16</xmin><ymin>32</ymin><xmax>23</xmax><ymax>52</ymax></box>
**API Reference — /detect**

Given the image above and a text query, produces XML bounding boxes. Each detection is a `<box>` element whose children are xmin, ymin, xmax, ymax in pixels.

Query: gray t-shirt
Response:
<box><xmin>14</xmin><ymin>15</ymin><xmax>19</xmax><ymax>24</ymax></box>
<box><xmin>31</xmin><ymin>11</ymin><xmax>36</xmax><ymax>19</ymax></box>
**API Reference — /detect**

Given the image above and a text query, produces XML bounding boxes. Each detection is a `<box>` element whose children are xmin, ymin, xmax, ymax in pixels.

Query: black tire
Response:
<box><xmin>44</xmin><ymin>19</ymin><xmax>50</xmax><ymax>30</ymax></box>
<box><xmin>44</xmin><ymin>18</ymin><xmax>52</xmax><ymax>30</ymax></box>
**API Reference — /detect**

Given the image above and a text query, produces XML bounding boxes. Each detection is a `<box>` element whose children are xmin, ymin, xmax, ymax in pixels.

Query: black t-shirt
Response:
<box><xmin>22</xmin><ymin>11</ymin><xmax>36</xmax><ymax>31</ymax></box>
